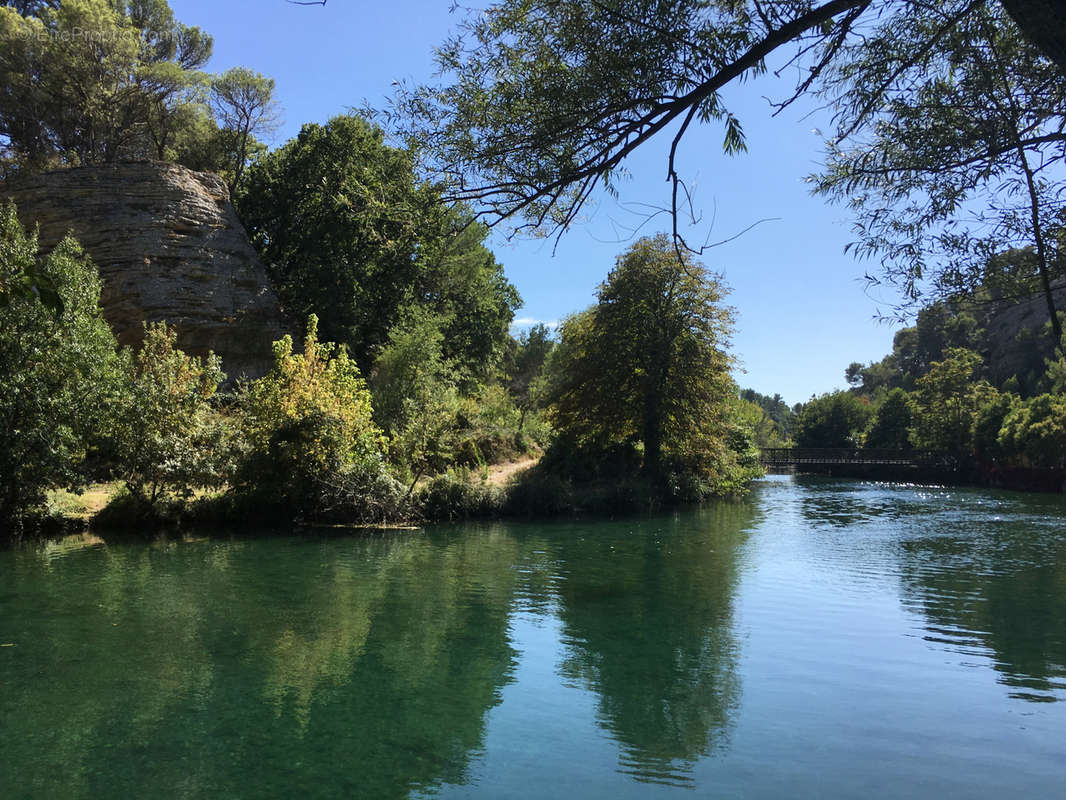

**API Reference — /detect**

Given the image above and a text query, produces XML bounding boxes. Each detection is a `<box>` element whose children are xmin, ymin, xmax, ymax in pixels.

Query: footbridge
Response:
<box><xmin>760</xmin><ymin>448</ymin><xmax>961</xmax><ymax>470</ymax></box>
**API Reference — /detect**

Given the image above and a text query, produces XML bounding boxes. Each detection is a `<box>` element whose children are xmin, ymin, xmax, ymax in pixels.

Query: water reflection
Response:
<box><xmin>896</xmin><ymin>493</ymin><xmax>1066</xmax><ymax>701</ymax></box>
<box><xmin>548</xmin><ymin>503</ymin><xmax>757</xmax><ymax>785</ymax></box>
<box><xmin>3</xmin><ymin>480</ymin><xmax>1064</xmax><ymax>799</ymax></box>
<box><xmin>0</xmin><ymin>531</ymin><xmax>519</xmax><ymax>799</ymax></box>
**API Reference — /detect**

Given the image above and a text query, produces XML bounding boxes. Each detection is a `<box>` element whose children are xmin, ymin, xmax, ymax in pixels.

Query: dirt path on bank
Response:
<box><xmin>485</xmin><ymin>456</ymin><xmax>539</xmax><ymax>486</ymax></box>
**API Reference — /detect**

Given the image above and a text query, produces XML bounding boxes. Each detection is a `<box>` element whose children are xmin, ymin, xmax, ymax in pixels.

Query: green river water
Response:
<box><xmin>1</xmin><ymin>475</ymin><xmax>1064</xmax><ymax>798</ymax></box>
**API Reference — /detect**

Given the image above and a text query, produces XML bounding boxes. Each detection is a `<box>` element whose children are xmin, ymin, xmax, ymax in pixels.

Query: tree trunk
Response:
<box><xmin>1017</xmin><ymin>143</ymin><xmax>1064</xmax><ymax>349</ymax></box>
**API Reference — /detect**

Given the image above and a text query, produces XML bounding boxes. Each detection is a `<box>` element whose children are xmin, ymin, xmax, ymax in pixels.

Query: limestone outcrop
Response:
<box><xmin>982</xmin><ymin>276</ymin><xmax>1066</xmax><ymax>381</ymax></box>
<box><xmin>2</xmin><ymin>161</ymin><xmax>285</xmax><ymax>379</ymax></box>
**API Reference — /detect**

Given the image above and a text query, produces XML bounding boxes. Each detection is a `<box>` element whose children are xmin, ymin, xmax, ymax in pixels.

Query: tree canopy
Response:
<box><xmin>793</xmin><ymin>390</ymin><xmax>872</xmax><ymax>448</ymax></box>
<box><xmin>0</xmin><ymin>0</ymin><xmax>275</xmax><ymax>184</ymax></box>
<box><xmin>236</xmin><ymin>114</ymin><xmax>519</xmax><ymax>378</ymax></box>
<box><xmin>0</xmin><ymin>0</ymin><xmax>213</xmax><ymax>168</ymax></box>
<box><xmin>813</xmin><ymin>2</ymin><xmax>1066</xmax><ymax>345</ymax></box>
<box><xmin>393</xmin><ymin>0</ymin><xmax>1066</xmax><ymax>250</ymax></box>
<box><xmin>545</xmin><ymin>234</ymin><xmax>740</xmax><ymax>483</ymax></box>
<box><xmin>210</xmin><ymin>67</ymin><xmax>279</xmax><ymax>192</ymax></box>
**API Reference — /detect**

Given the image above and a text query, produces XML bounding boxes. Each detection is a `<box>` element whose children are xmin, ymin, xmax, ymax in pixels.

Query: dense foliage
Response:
<box><xmin>739</xmin><ymin>389</ymin><xmax>796</xmax><ymax>447</ymax></box>
<box><xmin>791</xmin><ymin>284</ymin><xmax>1066</xmax><ymax>471</ymax></box>
<box><xmin>793</xmin><ymin>391</ymin><xmax>872</xmax><ymax>449</ymax></box>
<box><xmin>0</xmin><ymin>0</ymin><xmax>273</xmax><ymax>183</ymax></box>
<box><xmin>851</xmin><ymin>262</ymin><xmax>1064</xmax><ymax>399</ymax></box>
<box><xmin>542</xmin><ymin>235</ymin><xmax>760</xmax><ymax>497</ymax></box>
<box><xmin>234</xmin><ymin>314</ymin><xmax>397</xmax><ymax>518</ymax></box>
<box><xmin>113</xmin><ymin>322</ymin><xmax>229</xmax><ymax>509</ymax></box>
<box><xmin>0</xmin><ymin>213</ymin><xmax>768</xmax><ymax>533</ymax></box>
<box><xmin>236</xmin><ymin>114</ymin><xmax>519</xmax><ymax>377</ymax></box>
<box><xmin>863</xmin><ymin>389</ymin><xmax>913</xmax><ymax>450</ymax></box>
<box><xmin>0</xmin><ymin>204</ymin><xmax>124</xmax><ymax>530</ymax></box>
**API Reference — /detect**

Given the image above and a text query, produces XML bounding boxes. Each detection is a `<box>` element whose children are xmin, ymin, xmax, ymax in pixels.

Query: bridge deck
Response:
<box><xmin>760</xmin><ymin>448</ymin><xmax>959</xmax><ymax>469</ymax></box>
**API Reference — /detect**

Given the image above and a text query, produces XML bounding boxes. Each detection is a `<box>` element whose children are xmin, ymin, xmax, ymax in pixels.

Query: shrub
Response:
<box><xmin>997</xmin><ymin>394</ymin><xmax>1066</xmax><ymax>467</ymax></box>
<box><xmin>0</xmin><ymin>204</ymin><xmax>124</xmax><ymax>533</ymax></box>
<box><xmin>502</xmin><ymin>469</ymin><xmax>576</xmax><ymax>517</ymax></box>
<box><xmin>112</xmin><ymin>322</ymin><xmax>231</xmax><ymax>510</ymax></box>
<box><xmin>416</xmin><ymin>468</ymin><xmax>502</xmax><ymax>521</ymax></box>
<box><xmin>235</xmin><ymin>315</ymin><xmax>392</xmax><ymax>519</ymax></box>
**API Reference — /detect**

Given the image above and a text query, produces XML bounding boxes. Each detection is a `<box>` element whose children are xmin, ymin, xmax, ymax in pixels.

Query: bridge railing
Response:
<box><xmin>760</xmin><ymin>448</ymin><xmax>961</xmax><ymax>468</ymax></box>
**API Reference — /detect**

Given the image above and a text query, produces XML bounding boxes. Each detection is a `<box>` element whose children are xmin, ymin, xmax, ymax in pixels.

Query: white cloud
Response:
<box><xmin>510</xmin><ymin>317</ymin><xmax>559</xmax><ymax>329</ymax></box>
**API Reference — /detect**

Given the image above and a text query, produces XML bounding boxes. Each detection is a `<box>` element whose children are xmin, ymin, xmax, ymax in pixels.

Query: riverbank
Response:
<box><xmin>19</xmin><ymin>459</ymin><xmax>541</xmax><ymax>539</ymax></box>
<box><xmin>13</xmin><ymin>458</ymin><xmax>1061</xmax><ymax>545</ymax></box>
<box><xmin>11</xmin><ymin>453</ymin><xmax>751</xmax><ymax>542</ymax></box>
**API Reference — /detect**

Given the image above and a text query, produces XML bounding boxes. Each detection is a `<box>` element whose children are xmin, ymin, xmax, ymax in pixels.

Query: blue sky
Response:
<box><xmin>169</xmin><ymin>0</ymin><xmax>902</xmax><ymax>405</ymax></box>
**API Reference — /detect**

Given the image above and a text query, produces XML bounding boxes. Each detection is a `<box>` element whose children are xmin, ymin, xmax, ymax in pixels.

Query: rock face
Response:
<box><xmin>2</xmin><ymin>161</ymin><xmax>285</xmax><ymax>379</ymax></box>
<box><xmin>982</xmin><ymin>276</ymin><xmax>1066</xmax><ymax>380</ymax></box>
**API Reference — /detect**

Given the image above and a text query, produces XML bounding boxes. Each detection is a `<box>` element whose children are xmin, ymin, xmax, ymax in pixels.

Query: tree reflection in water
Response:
<box><xmin>0</xmin><ymin>531</ymin><xmax>520</xmax><ymax>799</ymax></box>
<box><xmin>895</xmin><ymin>495</ymin><xmax>1066</xmax><ymax>702</ymax></box>
<box><xmin>546</xmin><ymin>502</ymin><xmax>758</xmax><ymax>785</ymax></box>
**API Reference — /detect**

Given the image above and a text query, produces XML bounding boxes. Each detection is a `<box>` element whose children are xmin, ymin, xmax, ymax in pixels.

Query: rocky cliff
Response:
<box><xmin>1</xmin><ymin>161</ymin><xmax>284</xmax><ymax>379</ymax></box>
<box><xmin>982</xmin><ymin>276</ymin><xmax>1066</xmax><ymax>384</ymax></box>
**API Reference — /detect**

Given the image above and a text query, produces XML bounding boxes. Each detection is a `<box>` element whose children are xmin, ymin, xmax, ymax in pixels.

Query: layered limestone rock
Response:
<box><xmin>2</xmin><ymin>161</ymin><xmax>284</xmax><ymax>379</ymax></box>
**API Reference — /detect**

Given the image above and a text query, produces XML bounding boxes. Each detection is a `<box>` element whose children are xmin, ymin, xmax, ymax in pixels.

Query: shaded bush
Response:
<box><xmin>416</xmin><ymin>469</ymin><xmax>502</xmax><ymax>521</ymax></box>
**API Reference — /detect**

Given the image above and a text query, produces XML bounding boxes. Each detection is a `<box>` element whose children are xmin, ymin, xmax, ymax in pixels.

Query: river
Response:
<box><xmin>1</xmin><ymin>475</ymin><xmax>1064</xmax><ymax>798</ymax></box>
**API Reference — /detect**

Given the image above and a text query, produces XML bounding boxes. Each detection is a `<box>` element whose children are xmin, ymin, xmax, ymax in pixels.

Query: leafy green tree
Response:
<box><xmin>793</xmin><ymin>391</ymin><xmax>872</xmax><ymax>448</ymax></box>
<box><xmin>909</xmin><ymin>348</ymin><xmax>989</xmax><ymax>452</ymax></box>
<box><xmin>851</xmin><ymin>258</ymin><xmax>1066</xmax><ymax>401</ymax></box>
<box><xmin>864</xmin><ymin>388</ymin><xmax>913</xmax><ymax>450</ymax></box>
<box><xmin>0</xmin><ymin>0</ymin><xmax>213</xmax><ymax>168</ymax></box>
<box><xmin>210</xmin><ymin>67</ymin><xmax>279</xmax><ymax>193</ymax></box>
<box><xmin>972</xmin><ymin>389</ymin><xmax>1017</xmax><ymax>460</ymax></box>
<box><xmin>739</xmin><ymin>388</ymin><xmax>795</xmax><ymax>442</ymax></box>
<box><xmin>2</xmin><ymin>2</ymin><xmax>59</xmax><ymax>14</ymax></box>
<box><xmin>1046</xmin><ymin>344</ymin><xmax>1066</xmax><ymax>393</ymax></box>
<box><xmin>815</xmin><ymin>4</ymin><xmax>1066</xmax><ymax>346</ymax></box>
<box><xmin>546</xmin><ymin>234</ymin><xmax>739</xmax><ymax>484</ymax></box>
<box><xmin>506</xmin><ymin>322</ymin><xmax>556</xmax><ymax>432</ymax></box>
<box><xmin>112</xmin><ymin>322</ymin><xmax>229</xmax><ymax>510</ymax></box>
<box><xmin>370</xmin><ymin>310</ymin><xmax>461</xmax><ymax>493</ymax></box>
<box><xmin>0</xmin><ymin>204</ymin><xmax>123</xmax><ymax>531</ymax></box>
<box><xmin>419</xmin><ymin>212</ymin><xmax>521</xmax><ymax>385</ymax></box>
<box><xmin>844</xmin><ymin>362</ymin><xmax>864</xmax><ymax>388</ymax></box>
<box><xmin>237</xmin><ymin>114</ymin><xmax>519</xmax><ymax>373</ymax></box>
<box><xmin>997</xmin><ymin>393</ymin><xmax>1066</xmax><ymax>466</ymax></box>
<box><xmin>394</xmin><ymin>0</ymin><xmax>1066</xmax><ymax>242</ymax></box>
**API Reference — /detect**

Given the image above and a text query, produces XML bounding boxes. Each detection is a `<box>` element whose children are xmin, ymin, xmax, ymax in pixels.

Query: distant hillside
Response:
<box><xmin>854</xmin><ymin>273</ymin><xmax>1065</xmax><ymax>398</ymax></box>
